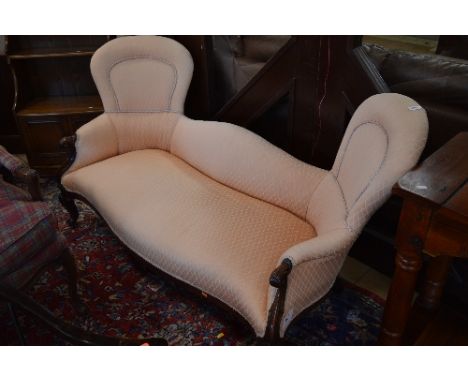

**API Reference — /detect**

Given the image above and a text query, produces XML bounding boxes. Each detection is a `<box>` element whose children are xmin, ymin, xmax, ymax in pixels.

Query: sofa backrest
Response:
<box><xmin>91</xmin><ymin>36</ymin><xmax>194</xmax><ymax>113</ymax></box>
<box><xmin>171</xmin><ymin>116</ymin><xmax>327</xmax><ymax>220</ymax></box>
<box><xmin>307</xmin><ymin>93</ymin><xmax>428</xmax><ymax>234</ymax></box>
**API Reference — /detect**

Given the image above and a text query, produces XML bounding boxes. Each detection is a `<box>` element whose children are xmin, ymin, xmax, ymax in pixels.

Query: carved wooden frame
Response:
<box><xmin>58</xmin><ymin>135</ymin><xmax>306</xmax><ymax>344</ymax></box>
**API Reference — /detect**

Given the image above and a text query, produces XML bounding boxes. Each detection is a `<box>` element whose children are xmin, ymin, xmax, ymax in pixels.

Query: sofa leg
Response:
<box><xmin>59</xmin><ymin>191</ymin><xmax>79</xmax><ymax>228</ymax></box>
<box><xmin>60</xmin><ymin>249</ymin><xmax>87</xmax><ymax>315</ymax></box>
<box><xmin>262</xmin><ymin>259</ymin><xmax>293</xmax><ymax>345</ymax></box>
<box><xmin>57</xmin><ymin>134</ymin><xmax>79</xmax><ymax>228</ymax></box>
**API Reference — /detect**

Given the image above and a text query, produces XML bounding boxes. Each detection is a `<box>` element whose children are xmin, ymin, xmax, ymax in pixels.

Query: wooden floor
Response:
<box><xmin>340</xmin><ymin>257</ymin><xmax>468</xmax><ymax>345</ymax></box>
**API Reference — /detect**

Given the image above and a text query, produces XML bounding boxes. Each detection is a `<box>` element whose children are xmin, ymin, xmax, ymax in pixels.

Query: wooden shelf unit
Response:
<box><xmin>17</xmin><ymin>95</ymin><xmax>103</xmax><ymax>117</ymax></box>
<box><xmin>6</xmin><ymin>36</ymin><xmax>111</xmax><ymax>176</ymax></box>
<box><xmin>8</xmin><ymin>48</ymin><xmax>98</xmax><ymax>60</ymax></box>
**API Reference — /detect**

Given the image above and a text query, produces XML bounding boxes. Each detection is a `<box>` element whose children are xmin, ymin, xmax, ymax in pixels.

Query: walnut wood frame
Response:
<box><xmin>58</xmin><ymin>135</ymin><xmax>327</xmax><ymax>344</ymax></box>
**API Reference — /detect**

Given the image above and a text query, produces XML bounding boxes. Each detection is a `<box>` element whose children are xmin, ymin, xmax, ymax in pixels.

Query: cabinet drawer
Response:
<box><xmin>19</xmin><ymin>116</ymin><xmax>68</xmax><ymax>154</ymax></box>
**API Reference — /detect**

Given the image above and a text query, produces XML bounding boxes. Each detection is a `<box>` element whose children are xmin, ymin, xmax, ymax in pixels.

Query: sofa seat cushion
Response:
<box><xmin>62</xmin><ymin>149</ymin><xmax>316</xmax><ymax>336</ymax></box>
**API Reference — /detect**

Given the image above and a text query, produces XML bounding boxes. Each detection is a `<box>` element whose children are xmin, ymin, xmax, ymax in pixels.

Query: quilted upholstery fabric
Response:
<box><xmin>90</xmin><ymin>36</ymin><xmax>193</xmax><ymax>113</ymax></box>
<box><xmin>62</xmin><ymin>36</ymin><xmax>429</xmax><ymax>337</ymax></box>
<box><xmin>171</xmin><ymin>116</ymin><xmax>327</xmax><ymax>219</ymax></box>
<box><xmin>62</xmin><ymin>149</ymin><xmax>316</xmax><ymax>336</ymax></box>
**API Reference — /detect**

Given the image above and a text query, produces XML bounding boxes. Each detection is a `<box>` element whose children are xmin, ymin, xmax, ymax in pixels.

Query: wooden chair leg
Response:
<box><xmin>60</xmin><ymin>249</ymin><xmax>87</xmax><ymax>315</ymax></box>
<box><xmin>8</xmin><ymin>302</ymin><xmax>26</xmax><ymax>345</ymax></box>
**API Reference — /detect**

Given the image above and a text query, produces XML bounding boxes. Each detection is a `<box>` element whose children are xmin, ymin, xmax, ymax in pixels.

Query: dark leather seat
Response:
<box><xmin>362</xmin><ymin>44</ymin><xmax>468</xmax><ymax>159</ymax></box>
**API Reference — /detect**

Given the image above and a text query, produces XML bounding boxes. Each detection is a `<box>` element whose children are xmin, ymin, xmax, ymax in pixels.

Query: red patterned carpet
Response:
<box><xmin>0</xmin><ymin>181</ymin><xmax>384</xmax><ymax>345</ymax></box>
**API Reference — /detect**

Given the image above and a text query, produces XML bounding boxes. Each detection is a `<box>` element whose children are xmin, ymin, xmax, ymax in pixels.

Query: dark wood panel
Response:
<box><xmin>171</xmin><ymin>36</ymin><xmax>215</xmax><ymax>120</ymax></box>
<box><xmin>397</xmin><ymin>132</ymin><xmax>468</xmax><ymax>205</ymax></box>
<box><xmin>215</xmin><ymin>36</ymin><xmax>358</xmax><ymax>168</ymax></box>
<box><xmin>6</xmin><ymin>35</ymin><xmax>109</xmax><ymax>55</ymax></box>
<box><xmin>0</xmin><ymin>54</ymin><xmax>23</xmax><ymax>152</ymax></box>
<box><xmin>6</xmin><ymin>36</ymin><xmax>110</xmax><ymax>175</ymax></box>
<box><xmin>17</xmin><ymin>95</ymin><xmax>103</xmax><ymax>117</ymax></box>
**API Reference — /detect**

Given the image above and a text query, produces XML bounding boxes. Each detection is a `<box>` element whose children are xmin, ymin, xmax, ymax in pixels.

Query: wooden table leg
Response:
<box><xmin>417</xmin><ymin>255</ymin><xmax>452</xmax><ymax>312</ymax></box>
<box><xmin>402</xmin><ymin>255</ymin><xmax>453</xmax><ymax>344</ymax></box>
<box><xmin>378</xmin><ymin>199</ymin><xmax>432</xmax><ymax>345</ymax></box>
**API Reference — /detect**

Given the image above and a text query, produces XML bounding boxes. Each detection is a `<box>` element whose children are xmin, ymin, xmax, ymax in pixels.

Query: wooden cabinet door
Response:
<box><xmin>18</xmin><ymin>116</ymin><xmax>68</xmax><ymax>174</ymax></box>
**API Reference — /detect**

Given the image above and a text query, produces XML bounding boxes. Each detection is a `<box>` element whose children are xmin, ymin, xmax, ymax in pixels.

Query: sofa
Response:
<box><xmin>59</xmin><ymin>36</ymin><xmax>428</xmax><ymax>341</ymax></box>
<box><xmin>360</xmin><ymin>43</ymin><xmax>468</xmax><ymax>159</ymax></box>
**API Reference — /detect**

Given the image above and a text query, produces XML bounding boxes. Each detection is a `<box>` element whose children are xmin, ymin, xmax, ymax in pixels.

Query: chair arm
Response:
<box><xmin>278</xmin><ymin>228</ymin><xmax>356</xmax><ymax>268</ymax></box>
<box><xmin>62</xmin><ymin>114</ymin><xmax>119</xmax><ymax>175</ymax></box>
<box><xmin>0</xmin><ymin>145</ymin><xmax>42</xmax><ymax>201</ymax></box>
<box><xmin>269</xmin><ymin>259</ymin><xmax>292</xmax><ymax>288</ymax></box>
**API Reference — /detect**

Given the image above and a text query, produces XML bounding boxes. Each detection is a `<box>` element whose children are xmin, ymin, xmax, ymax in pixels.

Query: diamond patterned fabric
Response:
<box><xmin>63</xmin><ymin>150</ymin><xmax>316</xmax><ymax>335</ymax></box>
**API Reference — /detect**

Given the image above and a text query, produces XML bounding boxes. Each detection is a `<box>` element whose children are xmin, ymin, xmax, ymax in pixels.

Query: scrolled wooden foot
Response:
<box><xmin>59</xmin><ymin>192</ymin><xmax>79</xmax><ymax>228</ymax></box>
<box><xmin>57</xmin><ymin>134</ymin><xmax>79</xmax><ymax>228</ymax></box>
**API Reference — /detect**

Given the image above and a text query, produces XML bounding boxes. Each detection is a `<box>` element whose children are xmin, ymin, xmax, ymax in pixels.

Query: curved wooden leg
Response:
<box><xmin>59</xmin><ymin>191</ymin><xmax>79</xmax><ymax>228</ymax></box>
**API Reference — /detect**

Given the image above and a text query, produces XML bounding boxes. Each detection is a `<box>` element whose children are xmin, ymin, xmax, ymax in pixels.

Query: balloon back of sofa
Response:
<box><xmin>91</xmin><ymin>36</ymin><xmax>194</xmax><ymax>113</ymax></box>
<box><xmin>327</xmin><ymin>93</ymin><xmax>428</xmax><ymax>233</ymax></box>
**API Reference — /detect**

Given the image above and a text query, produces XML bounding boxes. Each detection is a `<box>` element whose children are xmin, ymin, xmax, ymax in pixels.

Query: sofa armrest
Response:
<box><xmin>0</xmin><ymin>145</ymin><xmax>42</xmax><ymax>201</ymax></box>
<box><xmin>63</xmin><ymin>114</ymin><xmax>119</xmax><ymax>175</ymax></box>
<box><xmin>279</xmin><ymin>228</ymin><xmax>355</xmax><ymax>268</ymax></box>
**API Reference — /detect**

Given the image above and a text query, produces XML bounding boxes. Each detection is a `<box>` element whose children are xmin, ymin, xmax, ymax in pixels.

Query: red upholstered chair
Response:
<box><xmin>0</xmin><ymin>145</ymin><xmax>166</xmax><ymax>345</ymax></box>
<box><xmin>0</xmin><ymin>145</ymin><xmax>81</xmax><ymax>343</ymax></box>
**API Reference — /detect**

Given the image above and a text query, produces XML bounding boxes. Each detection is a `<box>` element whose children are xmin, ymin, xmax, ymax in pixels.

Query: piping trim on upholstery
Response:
<box><xmin>107</xmin><ymin>56</ymin><xmax>178</xmax><ymax>112</ymax></box>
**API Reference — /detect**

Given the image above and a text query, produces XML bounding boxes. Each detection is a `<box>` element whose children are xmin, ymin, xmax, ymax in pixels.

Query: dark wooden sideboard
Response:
<box><xmin>6</xmin><ymin>36</ymin><xmax>112</xmax><ymax>176</ymax></box>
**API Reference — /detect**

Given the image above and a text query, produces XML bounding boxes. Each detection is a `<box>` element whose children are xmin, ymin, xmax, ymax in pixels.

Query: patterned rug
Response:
<box><xmin>0</xmin><ymin>180</ymin><xmax>384</xmax><ymax>345</ymax></box>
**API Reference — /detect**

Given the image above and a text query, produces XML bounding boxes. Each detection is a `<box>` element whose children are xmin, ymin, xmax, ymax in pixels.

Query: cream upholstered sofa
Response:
<box><xmin>60</xmin><ymin>36</ymin><xmax>428</xmax><ymax>341</ymax></box>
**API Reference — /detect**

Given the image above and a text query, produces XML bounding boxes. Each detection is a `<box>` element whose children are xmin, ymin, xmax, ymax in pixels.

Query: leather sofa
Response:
<box><xmin>59</xmin><ymin>36</ymin><xmax>428</xmax><ymax>341</ymax></box>
<box><xmin>360</xmin><ymin>44</ymin><xmax>468</xmax><ymax>159</ymax></box>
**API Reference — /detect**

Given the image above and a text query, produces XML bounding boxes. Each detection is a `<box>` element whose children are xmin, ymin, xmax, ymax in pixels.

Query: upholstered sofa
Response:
<box><xmin>60</xmin><ymin>36</ymin><xmax>428</xmax><ymax>341</ymax></box>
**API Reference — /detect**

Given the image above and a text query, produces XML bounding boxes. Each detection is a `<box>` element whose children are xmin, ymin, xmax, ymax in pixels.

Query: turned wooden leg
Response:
<box><xmin>60</xmin><ymin>249</ymin><xmax>87</xmax><ymax>315</ymax></box>
<box><xmin>416</xmin><ymin>255</ymin><xmax>452</xmax><ymax>312</ymax></box>
<box><xmin>379</xmin><ymin>199</ymin><xmax>433</xmax><ymax>345</ymax></box>
<box><xmin>59</xmin><ymin>191</ymin><xmax>79</xmax><ymax>228</ymax></box>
